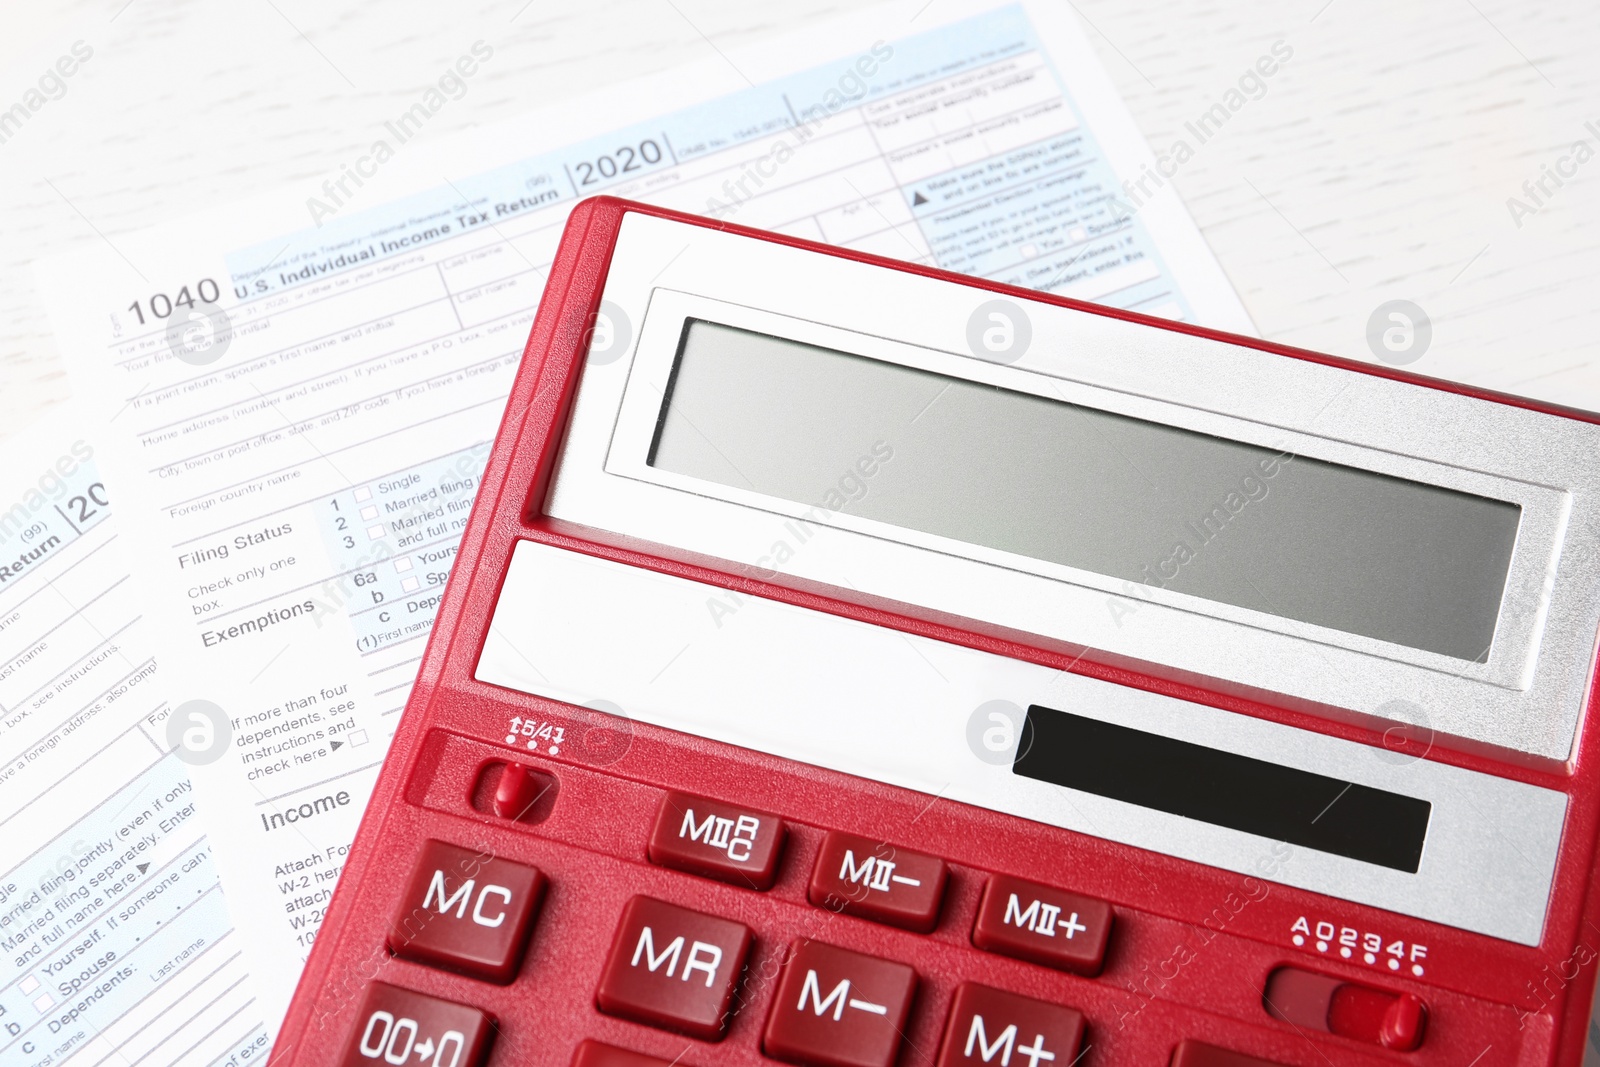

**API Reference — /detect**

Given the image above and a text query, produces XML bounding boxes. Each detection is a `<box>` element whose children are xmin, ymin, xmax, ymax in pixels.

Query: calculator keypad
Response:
<box><xmin>808</xmin><ymin>830</ymin><xmax>947</xmax><ymax>932</ymax></box>
<box><xmin>648</xmin><ymin>790</ymin><xmax>785</xmax><ymax>889</ymax></box>
<box><xmin>387</xmin><ymin>840</ymin><xmax>547</xmax><ymax>984</ymax></box>
<box><xmin>595</xmin><ymin>895</ymin><xmax>753</xmax><ymax>1039</ymax></box>
<box><xmin>341</xmin><ymin>982</ymin><xmax>494</xmax><ymax>1067</ymax></box>
<box><xmin>762</xmin><ymin>939</ymin><xmax>917</xmax><ymax>1067</ymax></box>
<box><xmin>972</xmin><ymin>873</ymin><xmax>1113</xmax><ymax>976</ymax></box>
<box><xmin>371</xmin><ymin>749</ymin><xmax>1153</xmax><ymax>1067</ymax></box>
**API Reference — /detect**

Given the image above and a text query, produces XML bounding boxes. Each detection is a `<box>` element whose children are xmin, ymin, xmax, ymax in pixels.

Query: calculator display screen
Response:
<box><xmin>648</xmin><ymin>319</ymin><xmax>1521</xmax><ymax>662</ymax></box>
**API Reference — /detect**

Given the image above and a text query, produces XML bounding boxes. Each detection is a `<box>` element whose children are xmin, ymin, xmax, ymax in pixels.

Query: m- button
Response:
<box><xmin>648</xmin><ymin>790</ymin><xmax>784</xmax><ymax>889</ymax></box>
<box><xmin>763</xmin><ymin>939</ymin><xmax>917</xmax><ymax>1067</ymax></box>
<box><xmin>972</xmin><ymin>874</ymin><xmax>1112</xmax><ymax>976</ymax></box>
<box><xmin>596</xmin><ymin>896</ymin><xmax>753</xmax><ymax>1040</ymax></box>
<box><xmin>808</xmin><ymin>830</ymin><xmax>947</xmax><ymax>931</ymax></box>
<box><xmin>387</xmin><ymin>840</ymin><xmax>546</xmax><ymax>983</ymax></box>
<box><xmin>935</xmin><ymin>983</ymin><xmax>1085</xmax><ymax>1067</ymax></box>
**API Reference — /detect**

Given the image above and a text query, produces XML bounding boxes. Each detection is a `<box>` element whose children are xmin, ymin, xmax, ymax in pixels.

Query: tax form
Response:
<box><xmin>0</xmin><ymin>419</ymin><xmax>266</xmax><ymax>1067</ymax></box>
<box><xmin>36</xmin><ymin>0</ymin><xmax>1252</xmax><ymax>1033</ymax></box>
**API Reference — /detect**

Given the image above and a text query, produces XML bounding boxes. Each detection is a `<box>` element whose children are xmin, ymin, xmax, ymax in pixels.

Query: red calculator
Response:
<box><xmin>268</xmin><ymin>196</ymin><xmax>1600</xmax><ymax>1067</ymax></box>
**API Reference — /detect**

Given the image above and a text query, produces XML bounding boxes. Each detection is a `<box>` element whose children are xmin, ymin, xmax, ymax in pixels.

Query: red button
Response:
<box><xmin>1170</xmin><ymin>1039</ymin><xmax>1287</xmax><ymax>1067</ymax></box>
<box><xmin>935</xmin><ymin>983</ymin><xmax>1085</xmax><ymax>1067</ymax></box>
<box><xmin>571</xmin><ymin>1040</ymin><xmax>687</xmax><ymax>1067</ymax></box>
<box><xmin>972</xmin><ymin>874</ymin><xmax>1112</xmax><ymax>976</ymax></box>
<box><xmin>808</xmin><ymin>831</ymin><xmax>947</xmax><ymax>932</ymax></box>
<box><xmin>596</xmin><ymin>896</ymin><xmax>753</xmax><ymax>1040</ymax></box>
<box><xmin>340</xmin><ymin>982</ymin><xmax>494</xmax><ymax>1067</ymax></box>
<box><xmin>762</xmin><ymin>939</ymin><xmax>917</xmax><ymax>1067</ymax></box>
<box><xmin>648</xmin><ymin>791</ymin><xmax>784</xmax><ymax>889</ymax></box>
<box><xmin>387</xmin><ymin>840</ymin><xmax>546</xmax><ymax>983</ymax></box>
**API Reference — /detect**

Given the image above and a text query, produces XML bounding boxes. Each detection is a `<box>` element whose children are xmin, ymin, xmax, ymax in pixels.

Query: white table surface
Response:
<box><xmin>3</xmin><ymin>0</ymin><xmax>1597</xmax><ymax>437</ymax></box>
<box><xmin>2</xmin><ymin>0</ymin><xmax>1599</xmax><ymax>1051</ymax></box>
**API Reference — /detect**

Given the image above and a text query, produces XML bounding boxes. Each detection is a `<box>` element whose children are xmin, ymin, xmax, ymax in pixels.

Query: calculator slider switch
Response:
<box><xmin>493</xmin><ymin>761</ymin><xmax>551</xmax><ymax>821</ymax></box>
<box><xmin>1263</xmin><ymin>966</ymin><xmax>1427</xmax><ymax>1051</ymax></box>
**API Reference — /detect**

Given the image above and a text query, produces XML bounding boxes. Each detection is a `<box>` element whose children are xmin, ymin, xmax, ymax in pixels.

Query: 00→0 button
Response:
<box><xmin>341</xmin><ymin>982</ymin><xmax>494</xmax><ymax>1067</ymax></box>
<box><xmin>972</xmin><ymin>874</ymin><xmax>1113</xmax><ymax>976</ymax></box>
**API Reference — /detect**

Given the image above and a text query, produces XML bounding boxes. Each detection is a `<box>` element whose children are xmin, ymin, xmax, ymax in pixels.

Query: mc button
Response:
<box><xmin>763</xmin><ymin>939</ymin><xmax>917</xmax><ymax>1067</ymax></box>
<box><xmin>596</xmin><ymin>896</ymin><xmax>753</xmax><ymax>1040</ymax></box>
<box><xmin>648</xmin><ymin>790</ymin><xmax>784</xmax><ymax>889</ymax></box>
<box><xmin>387</xmin><ymin>840</ymin><xmax>546</xmax><ymax>983</ymax></box>
<box><xmin>972</xmin><ymin>874</ymin><xmax>1112</xmax><ymax>976</ymax></box>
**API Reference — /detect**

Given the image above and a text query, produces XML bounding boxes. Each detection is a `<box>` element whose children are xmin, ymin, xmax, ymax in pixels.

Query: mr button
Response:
<box><xmin>972</xmin><ymin>874</ymin><xmax>1112</xmax><ymax>976</ymax></box>
<box><xmin>648</xmin><ymin>790</ymin><xmax>784</xmax><ymax>889</ymax></box>
<box><xmin>764</xmin><ymin>940</ymin><xmax>917</xmax><ymax>1067</ymax></box>
<box><xmin>935</xmin><ymin>983</ymin><xmax>1085</xmax><ymax>1067</ymax></box>
<box><xmin>341</xmin><ymin>982</ymin><xmax>494</xmax><ymax>1067</ymax></box>
<box><xmin>388</xmin><ymin>840</ymin><xmax>546</xmax><ymax>983</ymax></box>
<box><xmin>597</xmin><ymin>896</ymin><xmax>753</xmax><ymax>1040</ymax></box>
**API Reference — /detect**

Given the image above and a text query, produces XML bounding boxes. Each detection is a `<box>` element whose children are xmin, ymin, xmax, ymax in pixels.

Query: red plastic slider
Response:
<box><xmin>1263</xmin><ymin>966</ymin><xmax>1426</xmax><ymax>1051</ymax></box>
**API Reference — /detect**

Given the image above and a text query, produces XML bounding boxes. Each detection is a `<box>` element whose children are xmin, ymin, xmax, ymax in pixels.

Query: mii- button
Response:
<box><xmin>648</xmin><ymin>790</ymin><xmax>785</xmax><ymax>889</ymax></box>
<box><xmin>972</xmin><ymin>874</ymin><xmax>1112</xmax><ymax>976</ymax></box>
<box><xmin>387</xmin><ymin>840</ymin><xmax>546</xmax><ymax>983</ymax></box>
<box><xmin>808</xmin><ymin>830</ymin><xmax>947</xmax><ymax>931</ymax></box>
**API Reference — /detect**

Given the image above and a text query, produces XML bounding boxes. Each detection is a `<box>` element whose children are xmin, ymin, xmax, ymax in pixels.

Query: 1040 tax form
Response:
<box><xmin>0</xmin><ymin>416</ymin><xmax>267</xmax><ymax>1067</ymax></box>
<box><xmin>36</xmin><ymin>0</ymin><xmax>1252</xmax><ymax>1036</ymax></box>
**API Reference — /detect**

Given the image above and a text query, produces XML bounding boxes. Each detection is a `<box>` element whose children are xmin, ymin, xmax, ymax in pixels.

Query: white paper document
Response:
<box><xmin>0</xmin><ymin>419</ymin><xmax>267</xmax><ymax>1067</ymax></box>
<box><xmin>35</xmin><ymin>0</ymin><xmax>1252</xmax><ymax>1033</ymax></box>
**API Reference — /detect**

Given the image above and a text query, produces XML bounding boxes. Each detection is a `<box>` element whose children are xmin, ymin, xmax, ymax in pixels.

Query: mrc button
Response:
<box><xmin>972</xmin><ymin>874</ymin><xmax>1112</xmax><ymax>976</ymax></box>
<box><xmin>648</xmin><ymin>790</ymin><xmax>784</xmax><ymax>889</ymax></box>
<box><xmin>341</xmin><ymin>982</ymin><xmax>494</xmax><ymax>1067</ymax></box>
<box><xmin>596</xmin><ymin>896</ymin><xmax>753</xmax><ymax>1040</ymax></box>
<box><xmin>387</xmin><ymin>840</ymin><xmax>546</xmax><ymax>983</ymax></box>
<box><xmin>763</xmin><ymin>939</ymin><xmax>917</xmax><ymax>1067</ymax></box>
<box><xmin>808</xmin><ymin>830</ymin><xmax>947</xmax><ymax>931</ymax></box>
<box><xmin>935</xmin><ymin>983</ymin><xmax>1085</xmax><ymax>1067</ymax></box>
